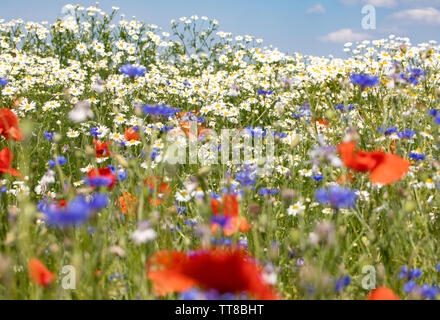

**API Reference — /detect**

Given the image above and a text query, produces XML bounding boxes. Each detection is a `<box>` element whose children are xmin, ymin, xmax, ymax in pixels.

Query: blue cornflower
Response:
<box><xmin>90</xmin><ymin>127</ymin><xmax>101</xmax><ymax>137</ymax></box>
<box><xmin>409</xmin><ymin>153</ymin><xmax>425</xmax><ymax>161</ymax></box>
<box><xmin>297</xmin><ymin>103</ymin><xmax>313</xmax><ymax>117</ymax></box>
<box><xmin>88</xmin><ymin>193</ymin><xmax>109</xmax><ymax>211</ymax></box>
<box><xmin>41</xmin><ymin>196</ymin><xmax>92</xmax><ymax>227</ymax></box>
<box><xmin>312</xmin><ymin>175</ymin><xmax>324</xmax><ymax>182</ymax></box>
<box><xmin>257</xmin><ymin>89</ymin><xmax>273</xmax><ymax>95</ymax></box>
<box><xmin>215</xmin><ymin>237</ymin><xmax>231</xmax><ymax>246</ymax></box>
<box><xmin>237</xmin><ymin>237</ymin><xmax>248</xmax><ymax>249</ymax></box>
<box><xmin>117</xmin><ymin>170</ymin><xmax>128</xmax><ymax>181</ymax></box>
<box><xmin>44</xmin><ymin>131</ymin><xmax>55</xmax><ymax>142</ymax></box>
<box><xmin>398</xmin><ymin>129</ymin><xmax>415</xmax><ymax>139</ymax></box>
<box><xmin>0</xmin><ymin>78</ymin><xmax>8</xmax><ymax>86</ymax></box>
<box><xmin>399</xmin><ymin>266</ymin><xmax>422</xmax><ymax>280</ymax></box>
<box><xmin>420</xmin><ymin>284</ymin><xmax>439</xmax><ymax>300</ymax></box>
<box><xmin>184</xmin><ymin>220</ymin><xmax>197</xmax><ymax>226</ymax></box>
<box><xmin>151</xmin><ymin>149</ymin><xmax>159</xmax><ymax>161</ymax></box>
<box><xmin>48</xmin><ymin>156</ymin><xmax>67</xmax><ymax>168</ymax></box>
<box><xmin>350</xmin><ymin>74</ymin><xmax>379</xmax><ymax>88</ymax></box>
<box><xmin>119</xmin><ymin>64</ymin><xmax>146</xmax><ymax>78</ymax></box>
<box><xmin>108</xmin><ymin>165</ymin><xmax>115</xmax><ymax>174</ymax></box>
<box><xmin>301</xmin><ymin>102</ymin><xmax>311</xmax><ymax>110</ymax></box>
<box><xmin>179</xmin><ymin>288</ymin><xmax>241</xmax><ymax>300</ymax></box>
<box><xmin>398</xmin><ymin>266</ymin><xmax>408</xmax><ymax>280</ymax></box>
<box><xmin>384</xmin><ymin>127</ymin><xmax>398</xmax><ymax>136</ymax></box>
<box><xmin>274</xmin><ymin>132</ymin><xmax>287</xmax><ymax>139</ymax></box>
<box><xmin>57</xmin><ymin>156</ymin><xmax>67</xmax><ymax>165</ymax></box>
<box><xmin>258</xmin><ymin>187</ymin><xmax>279</xmax><ymax>196</ymax></box>
<box><xmin>315</xmin><ymin>186</ymin><xmax>357</xmax><ymax>209</ymax></box>
<box><xmin>334</xmin><ymin>276</ymin><xmax>351</xmax><ymax>292</ymax></box>
<box><xmin>235</xmin><ymin>166</ymin><xmax>257</xmax><ymax>187</ymax></box>
<box><xmin>179</xmin><ymin>289</ymin><xmax>200</xmax><ymax>300</ymax></box>
<box><xmin>177</xmin><ymin>205</ymin><xmax>187</xmax><ymax>215</ymax></box>
<box><xmin>428</xmin><ymin>109</ymin><xmax>440</xmax><ymax>125</ymax></box>
<box><xmin>142</xmin><ymin>104</ymin><xmax>180</xmax><ymax>117</ymax></box>
<box><xmin>411</xmin><ymin>68</ymin><xmax>424</xmax><ymax>78</ymax></box>
<box><xmin>37</xmin><ymin>198</ymin><xmax>48</xmax><ymax>212</ymax></box>
<box><xmin>85</xmin><ymin>175</ymin><xmax>113</xmax><ymax>188</ymax></box>
<box><xmin>170</xmin><ymin>224</ymin><xmax>182</xmax><ymax>232</ymax></box>
<box><xmin>246</xmin><ymin>126</ymin><xmax>266</xmax><ymax>137</ymax></box>
<box><xmin>335</xmin><ymin>103</ymin><xmax>355</xmax><ymax>112</ymax></box>
<box><xmin>160</xmin><ymin>125</ymin><xmax>174</xmax><ymax>132</ymax></box>
<box><xmin>403</xmin><ymin>280</ymin><xmax>418</xmax><ymax>293</ymax></box>
<box><xmin>428</xmin><ymin>109</ymin><xmax>438</xmax><ymax>117</ymax></box>
<box><xmin>334</xmin><ymin>104</ymin><xmax>345</xmax><ymax>111</ymax></box>
<box><xmin>400</xmin><ymin>68</ymin><xmax>424</xmax><ymax>85</ymax></box>
<box><xmin>408</xmin><ymin>268</ymin><xmax>422</xmax><ymax>279</ymax></box>
<box><xmin>211</xmin><ymin>215</ymin><xmax>230</xmax><ymax>227</ymax></box>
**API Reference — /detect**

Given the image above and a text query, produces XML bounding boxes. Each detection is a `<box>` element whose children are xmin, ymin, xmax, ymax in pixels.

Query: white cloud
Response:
<box><xmin>340</xmin><ymin>0</ymin><xmax>359</xmax><ymax>4</ymax></box>
<box><xmin>318</xmin><ymin>28</ymin><xmax>371</xmax><ymax>43</ymax></box>
<box><xmin>401</xmin><ymin>0</ymin><xmax>440</xmax><ymax>5</ymax></box>
<box><xmin>390</xmin><ymin>7</ymin><xmax>440</xmax><ymax>24</ymax></box>
<box><xmin>340</xmin><ymin>0</ymin><xmax>397</xmax><ymax>7</ymax></box>
<box><xmin>306</xmin><ymin>4</ymin><xmax>326</xmax><ymax>14</ymax></box>
<box><xmin>366</xmin><ymin>0</ymin><xmax>397</xmax><ymax>7</ymax></box>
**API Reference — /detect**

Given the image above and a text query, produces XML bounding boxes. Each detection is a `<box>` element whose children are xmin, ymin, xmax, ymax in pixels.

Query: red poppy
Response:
<box><xmin>336</xmin><ymin>172</ymin><xmax>355</xmax><ymax>184</ymax></box>
<box><xmin>146</xmin><ymin>250</ymin><xmax>196</xmax><ymax>296</ymax></box>
<box><xmin>211</xmin><ymin>194</ymin><xmax>251</xmax><ymax>236</ymax></box>
<box><xmin>390</xmin><ymin>141</ymin><xmax>396</xmax><ymax>153</ymax></box>
<box><xmin>316</xmin><ymin>118</ymin><xmax>328</xmax><ymax>126</ymax></box>
<box><xmin>93</xmin><ymin>270</ymin><xmax>102</xmax><ymax>277</ymax></box>
<box><xmin>144</xmin><ymin>176</ymin><xmax>171</xmax><ymax>205</ymax></box>
<box><xmin>52</xmin><ymin>199</ymin><xmax>67</xmax><ymax>207</ymax></box>
<box><xmin>92</xmin><ymin>139</ymin><xmax>111</xmax><ymax>158</ymax></box>
<box><xmin>87</xmin><ymin>167</ymin><xmax>116</xmax><ymax>189</ymax></box>
<box><xmin>338</xmin><ymin>142</ymin><xmax>410</xmax><ymax>185</ymax></box>
<box><xmin>0</xmin><ymin>108</ymin><xmax>23</xmax><ymax>141</ymax></box>
<box><xmin>146</xmin><ymin>248</ymin><xmax>279</xmax><ymax>300</ymax></box>
<box><xmin>0</xmin><ymin>147</ymin><xmax>20</xmax><ymax>177</ymax></box>
<box><xmin>366</xmin><ymin>286</ymin><xmax>400</xmax><ymax>300</ymax></box>
<box><xmin>12</xmin><ymin>96</ymin><xmax>22</xmax><ymax>109</ymax></box>
<box><xmin>118</xmin><ymin>191</ymin><xmax>137</xmax><ymax>216</ymax></box>
<box><xmin>177</xmin><ymin>111</ymin><xmax>208</xmax><ymax>139</ymax></box>
<box><xmin>124</xmin><ymin>127</ymin><xmax>140</xmax><ymax>141</ymax></box>
<box><xmin>28</xmin><ymin>258</ymin><xmax>56</xmax><ymax>287</ymax></box>
<box><xmin>211</xmin><ymin>198</ymin><xmax>221</xmax><ymax>215</ymax></box>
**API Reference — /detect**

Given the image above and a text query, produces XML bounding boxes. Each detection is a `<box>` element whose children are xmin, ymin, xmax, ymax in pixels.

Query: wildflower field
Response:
<box><xmin>0</xmin><ymin>4</ymin><xmax>440</xmax><ymax>300</ymax></box>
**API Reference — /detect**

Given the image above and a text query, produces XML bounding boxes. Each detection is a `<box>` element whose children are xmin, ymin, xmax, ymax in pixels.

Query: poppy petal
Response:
<box><xmin>146</xmin><ymin>251</ymin><xmax>195</xmax><ymax>296</ymax></box>
<box><xmin>366</xmin><ymin>286</ymin><xmax>400</xmax><ymax>300</ymax></box>
<box><xmin>370</xmin><ymin>153</ymin><xmax>410</xmax><ymax>185</ymax></box>
<box><xmin>28</xmin><ymin>258</ymin><xmax>56</xmax><ymax>287</ymax></box>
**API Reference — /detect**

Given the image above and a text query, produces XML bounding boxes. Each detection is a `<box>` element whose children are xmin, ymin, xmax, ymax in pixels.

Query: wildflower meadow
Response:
<box><xmin>0</xmin><ymin>3</ymin><xmax>440</xmax><ymax>301</ymax></box>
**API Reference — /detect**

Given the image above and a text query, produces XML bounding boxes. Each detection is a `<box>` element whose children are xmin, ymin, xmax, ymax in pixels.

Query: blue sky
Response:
<box><xmin>1</xmin><ymin>0</ymin><xmax>439</xmax><ymax>57</ymax></box>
